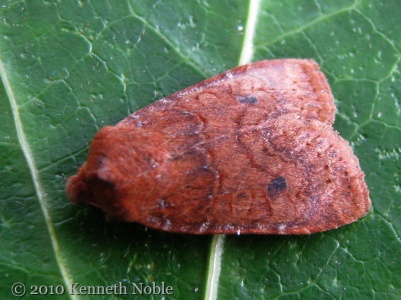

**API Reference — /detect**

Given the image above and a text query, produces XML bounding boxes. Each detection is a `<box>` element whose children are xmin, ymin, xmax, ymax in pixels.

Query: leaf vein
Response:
<box><xmin>257</xmin><ymin>0</ymin><xmax>362</xmax><ymax>49</ymax></box>
<box><xmin>0</xmin><ymin>59</ymin><xmax>78</xmax><ymax>300</ymax></box>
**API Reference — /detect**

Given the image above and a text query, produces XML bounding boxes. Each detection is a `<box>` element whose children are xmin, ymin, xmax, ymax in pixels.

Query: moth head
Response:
<box><xmin>66</xmin><ymin>126</ymin><xmax>169</xmax><ymax>220</ymax></box>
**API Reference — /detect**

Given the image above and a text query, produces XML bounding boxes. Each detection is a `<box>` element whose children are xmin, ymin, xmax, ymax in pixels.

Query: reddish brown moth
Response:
<box><xmin>67</xmin><ymin>59</ymin><xmax>370</xmax><ymax>235</ymax></box>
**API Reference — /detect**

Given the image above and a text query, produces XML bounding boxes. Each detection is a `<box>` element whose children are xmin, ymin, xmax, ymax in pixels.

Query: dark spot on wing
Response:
<box><xmin>237</xmin><ymin>95</ymin><xmax>258</xmax><ymax>104</ymax></box>
<box><xmin>267</xmin><ymin>176</ymin><xmax>287</xmax><ymax>197</ymax></box>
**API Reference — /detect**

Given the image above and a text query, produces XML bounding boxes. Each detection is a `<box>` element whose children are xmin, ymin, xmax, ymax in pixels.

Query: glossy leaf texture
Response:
<box><xmin>0</xmin><ymin>1</ymin><xmax>400</xmax><ymax>299</ymax></box>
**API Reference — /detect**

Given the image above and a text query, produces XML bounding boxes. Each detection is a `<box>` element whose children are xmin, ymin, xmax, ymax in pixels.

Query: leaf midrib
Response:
<box><xmin>203</xmin><ymin>0</ymin><xmax>261</xmax><ymax>299</ymax></box>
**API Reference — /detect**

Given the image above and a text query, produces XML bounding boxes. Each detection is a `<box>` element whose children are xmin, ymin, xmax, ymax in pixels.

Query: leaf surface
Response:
<box><xmin>0</xmin><ymin>1</ymin><xmax>400</xmax><ymax>299</ymax></box>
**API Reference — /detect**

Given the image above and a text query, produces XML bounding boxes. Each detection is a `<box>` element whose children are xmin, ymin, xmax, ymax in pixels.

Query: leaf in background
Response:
<box><xmin>0</xmin><ymin>1</ymin><xmax>400</xmax><ymax>299</ymax></box>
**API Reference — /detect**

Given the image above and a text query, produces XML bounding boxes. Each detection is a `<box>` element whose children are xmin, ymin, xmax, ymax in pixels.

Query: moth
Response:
<box><xmin>67</xmin><ymin>59</ymin><xmax>370</xmax><ymax>234</ymax></box>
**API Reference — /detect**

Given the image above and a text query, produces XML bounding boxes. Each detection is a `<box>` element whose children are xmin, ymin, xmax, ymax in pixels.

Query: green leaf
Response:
<box><xmin>0</xmin><ymin>1</ymin><xmax>400</xmax><ymax>299</ymax></box>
